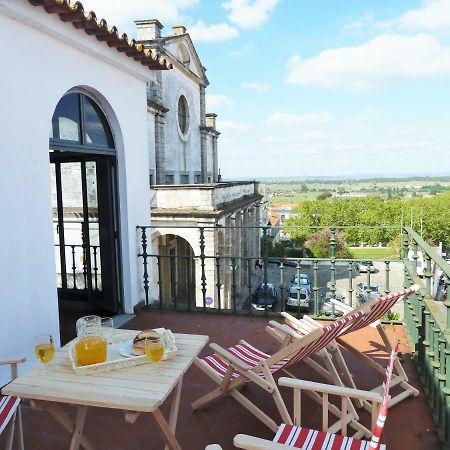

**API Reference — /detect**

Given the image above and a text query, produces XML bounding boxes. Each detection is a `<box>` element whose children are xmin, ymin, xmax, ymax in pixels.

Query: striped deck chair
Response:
<box><xmin>268</xmin><ymin>285</ymin><xmax>419</xmax><ymax>411</ymax></box>
<box><xmin>229</xmin><ymin>342</ymin><xmax>399</xmax><ymax>450</ymax></box>
<box><xmin>0</xmin><ymin>357</ymin><xmax>25</xmax><ymax>450</ymax></box>
<box><xmin>192</xmin><ymin>306</ymin><xmax>373</xmax><ymax>436</ymax></box>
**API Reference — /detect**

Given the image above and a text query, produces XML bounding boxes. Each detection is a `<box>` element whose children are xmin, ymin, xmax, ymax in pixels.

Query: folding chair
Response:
<box><xmin>192</xmin><ymin>307</ymin><xmax>373</xmax><ymax>437</ymax></box>
<box><xmin>208</xmin><ymin>342</ymin><xmax>399</xmax><ymax>449</ymax></box>
<box><xmin>0</xmin><ymin>357</ymin><xmax>25</xmax><ymax>450</ymax></box>
<box><xmin>269</xmin><ymin>285</ymin><xmax>419</xmax><ymax>411</ymax></box>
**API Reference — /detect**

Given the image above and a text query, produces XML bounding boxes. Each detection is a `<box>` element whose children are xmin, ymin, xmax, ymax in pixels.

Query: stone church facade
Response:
<box><xmin>136</xmin><ymin>20</ymin><xmax>264</xmax><ymax>309</ymax></box>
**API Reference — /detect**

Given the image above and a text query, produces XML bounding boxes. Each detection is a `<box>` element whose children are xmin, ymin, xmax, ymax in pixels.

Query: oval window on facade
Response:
<box><xmin>177</xmin><ymin>95</ymin><xmax>189</xmax><ymax>135</ymax></box>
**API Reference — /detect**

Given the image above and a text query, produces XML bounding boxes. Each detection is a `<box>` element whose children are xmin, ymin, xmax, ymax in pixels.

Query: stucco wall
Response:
<box><xmin>0</xmin><ymin>0</ymin><xmax>154</xmax><ymax>382</ymax></box>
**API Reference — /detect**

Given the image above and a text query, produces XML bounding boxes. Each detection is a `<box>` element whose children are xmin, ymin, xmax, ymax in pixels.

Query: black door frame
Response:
<box><xmin>50</xmin><ymin>91</ymin><xmax>122</xmax><ymax>313</ymax></box>
<box><xmin>50</xmin><ymin>152</ymin><xmax>122</xmax><ymax>313</ymax></box>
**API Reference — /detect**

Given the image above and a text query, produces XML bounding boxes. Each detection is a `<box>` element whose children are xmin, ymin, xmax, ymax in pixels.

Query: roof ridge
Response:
<box><xmin>28</xmin><ymin>0</ymin><xmax>173</xmax><ymax>71</ymax></box>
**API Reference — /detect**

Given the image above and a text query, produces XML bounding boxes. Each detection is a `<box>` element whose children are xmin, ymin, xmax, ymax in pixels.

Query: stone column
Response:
<box><xmin>233</xmin><ymin>212</ymin><xmax>242</xmax><ymax>303</ymax></box>
<box><xmin>155</xmin><ymin>111</ymin><xmax>166</xmax><ymax>184</ymax></box>
<box><xmin>200</xmin><ymin>85</ymin><xmax>208</xmax><ymax>183</ymax></box>
<box><xmin>224</xmin><ymin>216</ymin><xmax>232</xmax><ymax>309</ymax></box>
<box><xmin>212</xmin><ymin>135</ymin><xmax>218</xmax><ymax>182</ymax></box>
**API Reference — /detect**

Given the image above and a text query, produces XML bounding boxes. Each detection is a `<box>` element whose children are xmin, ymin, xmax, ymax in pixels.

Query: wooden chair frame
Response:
<box><xmin>206</xmin><ymin>376</ymin><xmax>386</xmax><ymax>450</ymax></box>
<box><xmin>268</xmin><ymin>286</ymin><xmax>419</xmax><ymax>413</ymax></box>
<box><xmin>192</xmin><ymin>306</ymin><xmax>373</xmax><ymax>437</ymax></box>
<box><xmin>0</xmin><ymin>357</ymin><xmax>25</xmax><ymax>450</ymax></box>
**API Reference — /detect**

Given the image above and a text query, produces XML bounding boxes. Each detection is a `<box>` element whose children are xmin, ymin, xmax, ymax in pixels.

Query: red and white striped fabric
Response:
<box><xmin>368</xmin><ymin>340</ymin><xmax>399</xmax><ymax>449</ymax></box>
<box><xmin>283</xmin><ymin>286</ymin><xmax>416</xmax><ymax>342</ymax></box>
<box><xmin>271</xmin><ymin>341</ymin><xmax>399</xmax><ymax>450</ymax></box>
<box><xmin>202</xmin><ymin>312</ymin><xmax>364</xmax><ymax>380</ymax></box>
<box><xmin>0</xmin><ymin>395</ymin><xmax>20</xmax><ymax>434</ymax></box>
<box><xmin>285</xmin><ymin>310</ymin><xmax>364</xmax><ymax>368</ymax></box>
<box><xmin>341</xmin><ymin>287</ymin><xmax>416</xmax><ymax>336</ymax></box>
<box><xmin>203</xmin><ymin>342</ymin><xmax>290</xmax><ymax>379</ymax></box>
<box><xmin>273</xmin><ymin>424</ymin><xmax>386</xmax><ymax>449</ymax></box>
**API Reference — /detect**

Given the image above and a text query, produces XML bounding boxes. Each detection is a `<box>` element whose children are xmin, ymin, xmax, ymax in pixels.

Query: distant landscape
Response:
<box><xmin>264</xmin><ymin>176</ymin><xmax>450</xmax><ymax>205</ymax></box>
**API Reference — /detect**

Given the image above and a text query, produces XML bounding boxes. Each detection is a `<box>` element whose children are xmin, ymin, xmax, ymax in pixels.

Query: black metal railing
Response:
<box><xmin>55</xmin><ymin>243</ymin><xmax>101</xmax><ymax>292</ymax></box>
<box><xmin>136</xmin><ymin>225</ymin><xmax>406</xmax><ymax>318</ymax></box>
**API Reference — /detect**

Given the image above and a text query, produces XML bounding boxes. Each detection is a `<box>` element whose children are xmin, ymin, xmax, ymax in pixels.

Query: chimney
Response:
<box><xmin>172</xmin><ymin>24</ymin><xmax>186</xmax><ymax>36</ymax></box>
<box><xmin>206</xmin><ymin>113</ymin><xmax>217</xmax><ymax>130</ymax></box>
<box><xmin>135</xmin><ymin>19</ymin><xmax>164</xmax><ymax>41</ymax></box>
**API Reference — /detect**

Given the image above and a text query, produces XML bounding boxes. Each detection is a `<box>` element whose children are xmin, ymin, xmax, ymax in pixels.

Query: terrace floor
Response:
<box><xmin>1</xmin><ymin>310</ymin><xmax>442</xmax><ymax>449</ymax></box>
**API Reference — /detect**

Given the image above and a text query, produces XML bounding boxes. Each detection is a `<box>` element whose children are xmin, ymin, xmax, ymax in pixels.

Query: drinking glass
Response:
<box><xmin>101</xmin><ymin>317</ymin><xmax>115</xmax><ymax>343</ymax></box>
<box><xmin>145</xmin><ymin>337</ymin><xmax>164</xmax><ymax>362</ymax></box>
<box><xmin>35</xmin><ymin>334</ymin><xmax>55</xmax><ymax>369</ymax></box>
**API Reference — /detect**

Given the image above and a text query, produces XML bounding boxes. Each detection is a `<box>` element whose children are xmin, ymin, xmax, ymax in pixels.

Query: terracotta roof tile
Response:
<box><xmin>29</xmin><ymin>0</ymin><xmax>172</xmax><ymax>71</ymax></box>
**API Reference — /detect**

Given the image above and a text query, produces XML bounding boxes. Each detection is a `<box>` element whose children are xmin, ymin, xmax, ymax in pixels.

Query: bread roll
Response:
<box><xmin>131</xmin><ymin>329</ymin><xmax>159</xmax><ymax>356</ymax></box>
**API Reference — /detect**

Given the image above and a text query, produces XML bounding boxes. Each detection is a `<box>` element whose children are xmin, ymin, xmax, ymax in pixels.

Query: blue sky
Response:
<box><xmin>81</xmin><ymin>0</ymin><xmax>450</xmax><ymax>179</ymax></box>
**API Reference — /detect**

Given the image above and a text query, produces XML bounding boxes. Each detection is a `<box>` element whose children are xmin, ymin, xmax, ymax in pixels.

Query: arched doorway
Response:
<box><xmin>50</xmin><ymin>92</ymin><xmax>121</xmax><ymax>314</ymax></box>
<box><xmin>156</xmin><ymin>234</ymin><xmax>195</xmax><ymax>309</ymax></box>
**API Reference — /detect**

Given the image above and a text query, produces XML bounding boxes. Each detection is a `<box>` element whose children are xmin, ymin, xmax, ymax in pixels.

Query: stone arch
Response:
<box><xmin>153</xmin><ymin>233</ymin><xmax>196</xmax><ymax>308</ymax></box>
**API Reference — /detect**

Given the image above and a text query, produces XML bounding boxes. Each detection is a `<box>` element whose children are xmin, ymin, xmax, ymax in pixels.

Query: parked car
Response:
<box><xmin>291</xmin><ymin>273</ymin><xmax>311</xmax><ymax>293</ymax></box>
<box><xmin>286</xmin><ymin>286</ymin><xmax>310</xmax><ymax>310</ymax></box>
<box><xmin>356</xmin><ymin>282</ymin><xmax>380</xmax><ymax>303</ymax></box>
<box><xmin>252</xmin><ymin>282</ymin><xmax>277</xmax><ymax>311</ymax></box>
<box><xmin>355</xmin><ymin>261</ymin><xmax>376</xmax><ymax>273</ymax></box>
<box><xmin>321</xmin><ymin>292</ymin><xmax>346</xmax><ymax>315</ymax></box>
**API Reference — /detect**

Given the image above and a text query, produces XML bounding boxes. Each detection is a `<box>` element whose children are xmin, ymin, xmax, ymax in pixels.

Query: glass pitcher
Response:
<box><xmin>75</xmin><ymin>315</ymin><xmax>107</xmax><ymax>366</ymax></box>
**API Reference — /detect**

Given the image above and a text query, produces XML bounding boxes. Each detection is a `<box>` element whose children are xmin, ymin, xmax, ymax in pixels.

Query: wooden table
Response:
<box><xmin>3</xmin><ymin>329</ymin><xmax>209</xmax><ymax>450</ymax></box>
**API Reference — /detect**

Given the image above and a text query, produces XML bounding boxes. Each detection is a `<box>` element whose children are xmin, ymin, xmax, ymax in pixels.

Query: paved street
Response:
<box><xmin>242</xmin><ymin>260</ymin><xmax>405</xmax><ymax>317</ymax></box>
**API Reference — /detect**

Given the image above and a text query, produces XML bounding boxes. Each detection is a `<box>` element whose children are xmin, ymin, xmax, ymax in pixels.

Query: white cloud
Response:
<box><xmin>398</xmin><ymin>0</ymin><xmax>450</xmax><ymax>30</ymax></box>
<box><xmin>241</xmin><ymin>82</ymin><xmax>271</xmax><ymax>93</ymax></box>
<box><xmin>189</xmin><ymin>21</ymin><xmax>239</xmax><ymax>42</ymax></box>
<box><xmin>266</xmin><ymin>112</ymin><xmax>333</xmax><ymax>127</ymax></box>
<box><xmin>80</xmin><ymin>0</ymin><xmax>198</xmax><ymax>29</ymax></box>
<box><xmin>218</xmin><ymin>120</ymin><xmax>253</xmax><ymax>131</ymax></box>
<box><xmin>222</xmin><ymin>0</ymin><xmax>281</xmax><ymax>29</ymax></box>
<box><xmin>287</xmin><ymin>33</ymin><xmax>450</xmax><ymax>90</ymax></box>
<box><xmin>206</xmin><ymin>94</ymin><xmax>234</xmax><ymax>110</ymax></box>
<box><xmin>342</xmin><ymin>13</ymin><xmax>375</xmax><ymax>34</ymax></box>
<box><xmin>228</xmin><ymin>42</ymin><xmax>256</xmax><ymax>57</ymax></box>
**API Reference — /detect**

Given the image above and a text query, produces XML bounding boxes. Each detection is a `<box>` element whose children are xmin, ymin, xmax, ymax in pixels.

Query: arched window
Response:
<box><xmin>177</xmin><ymin>95</ymin><xmax>189</xmax><ymax>135</ymax></box>
<box><xmin>50</xmin><ymin>93</ymin><xmax>114</xmax><ymax>152</ymax></box>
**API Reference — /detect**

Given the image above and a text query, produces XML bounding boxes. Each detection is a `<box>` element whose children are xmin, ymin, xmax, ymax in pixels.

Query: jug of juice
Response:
<box><xmin>75</xmin><ymin>315</ymin><xmax>107</xmax><ymax>366</ymax></box>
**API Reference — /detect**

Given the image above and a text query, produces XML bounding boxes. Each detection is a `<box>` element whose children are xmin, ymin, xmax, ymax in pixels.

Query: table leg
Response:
<box><xmin>152</xmin><ymin>409</ymin><xmax>181</xmax><ymax>450</ymax></box>
<box><xmin>164</xmin><ymin>378</ymin><xmax>183</xmax><ymax>450</ymax></box>
<box><xmin>40</xmin><ymin>402</ymin><xmax>95</xmax><ymax>450</ymax></box>
<box><xmin>69</xmin><ymin>406</ymin><xmax>88</xmax><ymax>450</ymax></box>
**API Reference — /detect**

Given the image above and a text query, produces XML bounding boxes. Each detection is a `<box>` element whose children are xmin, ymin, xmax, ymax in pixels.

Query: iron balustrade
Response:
<box><xmin>137</xmin><ymin>225</ymin><xmax>404</xmax><ymax>318</ymax></box>
<box><xmin>401</xmin><ymin>227</ymin><xmax>450</xmax><ymax>447</ymax></box>
<box><xmin>54</xmin><ymin>243</ymin><xmax>102</xmax><ymax>292</ymax></box>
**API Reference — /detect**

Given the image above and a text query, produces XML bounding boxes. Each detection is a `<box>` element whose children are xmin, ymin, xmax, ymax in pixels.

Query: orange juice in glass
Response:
<box><xmin>145</xmin><ymin>337</ymin><xmax>164</xmax><ymax>362</ymax></box>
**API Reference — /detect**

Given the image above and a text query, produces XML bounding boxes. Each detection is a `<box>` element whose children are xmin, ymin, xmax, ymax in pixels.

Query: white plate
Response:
<box><xmin>118</xmin><ymin>340</ymin><xmax>136</xmax><ymax>358</ymax></box>
<box><xmin>117</xmin><ymin>339</ymin><xmax>175</xmax><ymax>360</ymax></box>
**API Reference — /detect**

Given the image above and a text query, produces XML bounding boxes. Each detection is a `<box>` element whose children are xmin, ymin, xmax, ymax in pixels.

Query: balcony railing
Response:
<box><xmin>401</xmin><ymin>227</ymin><xmax>450</xmax><ymax>446</ymax></box>
<box><xmin>137</xmin><ymin>223</ymin><xmax>450</xmax><ymax>446</ymax></box>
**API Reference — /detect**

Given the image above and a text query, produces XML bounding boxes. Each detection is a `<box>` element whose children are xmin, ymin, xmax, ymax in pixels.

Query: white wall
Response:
<box><xmin>0</xmin><ymin>0</ymin><xmax>154</xmax><ymax>382</ymax></box>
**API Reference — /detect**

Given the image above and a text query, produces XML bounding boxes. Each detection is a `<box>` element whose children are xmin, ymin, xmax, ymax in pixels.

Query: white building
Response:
<box><xmin>0</xmin><ymin>0</ymin><xmax>171</xmax><ymax>381</ymax></box>
<box><xmin>0</xmin><ymin>0</ymin><xmax>262</xmax><ymax>383</ymax></box>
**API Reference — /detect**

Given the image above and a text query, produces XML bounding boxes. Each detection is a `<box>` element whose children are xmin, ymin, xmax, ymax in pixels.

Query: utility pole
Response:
<box><xmin>420</xmin><ymin>207</ymin><xmax>424</xmax><ymax>237</ymax></box>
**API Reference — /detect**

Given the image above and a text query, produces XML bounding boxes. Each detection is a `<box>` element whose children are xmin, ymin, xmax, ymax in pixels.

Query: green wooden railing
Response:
<box><xmin>402</xmin><ymin>227</ymin><xmax>450</xmax><ymax>447</ymax></box>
